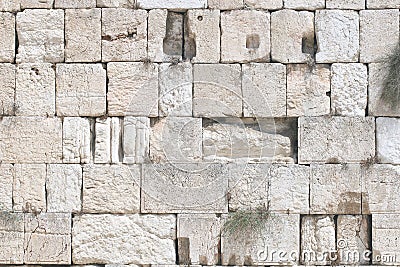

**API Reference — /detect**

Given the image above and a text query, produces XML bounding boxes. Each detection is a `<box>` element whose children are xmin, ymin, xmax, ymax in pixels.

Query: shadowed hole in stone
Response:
<box><xmin>246</xmin><ymin>34</ymin><xmax>260</xmax><ymax>49</ymax></box>
<box><xmin>302</xmin><ymin>34</ymin><xmax>316</xmax><ymax>56</ymax></box>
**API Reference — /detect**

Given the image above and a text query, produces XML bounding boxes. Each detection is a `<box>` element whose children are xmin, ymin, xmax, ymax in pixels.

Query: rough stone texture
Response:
<box><xmin>46</xmin><ymin>164</ymin><xmax>82</xmax><ymax>213</ymax></box>
<box><xmin>0</xmin><ymin>212</ymin><xmax>24</xmax><ymax>264</ymax></box>
<box><xmin>111</xmin><ymin>117</ymin><xmax>123</xmax><ymax>163</ymax></box>
<box><xmin>287</xmin><ymin>64</ymin><xmax>331</xmax><ymax>116</ymax></box>
<box><xmin>301</xmin><ymin>215</ymin><xmax>336</xmax><ymax>265</ymax></box>
<box><xmin>0</xmin><ymin>117</ymin><xmax>62</xmax><ymax>163</ymax></box>
<box><xmin>284</xmin><ymin>0</ymin><xmax>325</xmax><ymax>9</ymax></box>
<box><xmin>0</xmin><ymin>12</ymin><xmax>14</xmax><ymax>62</ymax></box>
<box><xmin>56</xmin><ymin>64</ymin><xmax>106</xmax><ymax>117</ymax></box>
<box><xmin>72</xmin><ymin>214</ymin><xmax>176</xmax><ymax>264</ymax></box>
<box><xmin>367</xmin><ymin>0</ymin><xmax>400</xmax><ymax>8</ymax></box>
<box><xmin>83</xmin><ymin>164</ymin><xmax>140</xmax><ymax>213</ymax></box>
<box><xmin>376</xmin><ymin>118</ymin><xmax>400</xmax><ymax>164</ymax></box>
<box><xmin>150</xmin><ymin>117</ymin><xmax>202</xmax><ymax>163</ymax></box>
<box><xmin>97</xmin><ymin>0</ymin><xmax>136</xmax><ymax>7</ymax></box>
<box><xmin>315</xmin><ymin>10</ymin><xmax>359</xmax><ymax>63</ymax></box>
<box><xmin>15</xmin><ymin>63</ymin><xmax>55</xmax><ymax>116</ymax></box>
<box><xmin>0</xmin><ymin>164</ymin><xmax>13</xmax><ymax>211</ymax></box>
<box><xmin>208</xmin><ymin>0</ymin><xmax>243</xmax><ymax>9</ymax></box>
<box><xmin>13</xmin><ymin>164</ymin><xmax>46</xmax><ymax>212</ymax></box>
<box><xmin>159</xmin><ymin>63</ymin><xmax>192</xmax><ymax>117</ymax></box>
<box><xmin>141</xmin><ymin>163</ymin><xmax>228</xmax><ymax>213</ymax></box>
<box><xmin>221</xmin><ymin>10</ymin><xmax>270</xmax><ymax>63</ymax></box>
<box><xmin>242</xmin><ymin>63</ymin><xmax>286</xmax><ymax>117</ymax></box>
<box><xmin>19</xmin><ymin>0</ymin><xmax>54</xmax><ymax>8</ymax></box>
<box><xmin>95</xmin><ymin>118</ymin><xmax>111</xmax><ymax>163</ymax></box>
<box><xmin>65</xmin><ymin>9</ymin><xmax>101</xmax><ymax>62</ymax></box>
<box><xmin>193</xmin><ymin>64</ymin><xmax>242</xmax><ymax>117</ymax></box>
<box><xmin>55</xmin><ymin>0</ymin><xmax>96</xmax><ymax>8</ymax></box>
<box><xmin>0</xmin><ymin>1</ymin><xmax>20</xmax><ymax>11</ymax></box>
<box><xmin>0</xmin><ymin>63</ymin><xmax>15</xmax><ymax>116</ymax></box>
<box><xmin>326</xmin><ymin>0</ymin><xmax>365</xmax><ymax>9</ymax></box>
<box><xmin>123</xmin><ymin>117</ymin><xmax>150</xmax><ymax>164</ymax></box>
<box><xmin>331</xmin><ymin>63</ymin><xmax>368</xmax><ymax>116</ymax></box>
<box><xmin>271</xmin><ymin>10</ymin><xmax>314</xmax><ymax>63</ymax></box>
<box><xmin>372</xmin><ymin>214</ymin><xmax>400</xmax><ymax>264</ymax></box>
<box><xmin>101</xmin><ymin>9</ymin><xmax>147</xmax><ymax>62</ymax></box>
<box><xmin>16</xmin><ymin>9</ymin><xmax>64</xmax><ymax>63</ymax></box>
<box><xmin>137</xmin><ymin>0</ymin><xmax>206</xmax><ymax>9</ymax></box>
<box><xmin>360</xmin><ymin>10</ymin><xmax>399</xmax><ymax>63</ymax></box>
<box><xmin>63</xmin><ymin>117</ymin><xmax>91</xmax><ymax>164</ymax></box>
<box><xmin>108</xmin><ymin>63</ymin><xmax>158</xmax><ymax>116</ymax></box>
<box><xmin>311</xmin><ymin>164</ymin><xmax>362</xmax><ymax>214</ymax></box>
<box><xmin>298</xmin><ymin>117</ymin><xmax>375</xmax><ymax>163</ymax></box>
<box><xmin>177</xmin><ymin>214</ymin><xmax>220</xmax><ymax>265</ymax></box>
<box><xmin>244</xmin><ymin>0</ymin><xmax>282</xmax><ymax>9</ymax></box>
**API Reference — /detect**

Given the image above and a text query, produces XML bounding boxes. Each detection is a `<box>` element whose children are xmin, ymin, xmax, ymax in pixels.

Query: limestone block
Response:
<box><xmin>271</xmin><ymin>10</ymin><xmax>314</xmax><ymax>63</ymax></box>
<box><xmin>72</xmin><ymin>214</ymin><xmax>176</xmax><ymax>264</ymax></box>
<box><xmin>0</xmin><ymin>12</ymin><xmax>14</xmax><ymax>62</ymax></box>
<box><xmin>360</xmin><ymin>10</ymin><xmax>399</xmax><ymax>63</ymax></box>
<box><xmin>284</xmin><ymin>0</ymin><xmax>324</xmax><ymax>9</ymax></box>
<box><xmin>159</xmin><ymin>63</ymin><xmax>192</xmax><ymax>116</ymax></box>
<box><xmin>221</xmin><ymin>10</ymin><xmax>270</xmax><ymax>63</ymax></box>
<box><xmin>0</xmin><ymin>212</ymin><xmax>24</xmax><ymax>264</ymax></box>
<box><xmin>187</xmin><ymin>10</ymin><xmax>220</xmax><ymax>63</ymax></box>
<box><xmin>0</xmin><ymin>1</ymin><xmax>19</xmax><ymax>11</ymax></box>
<box><xmin>0</xmin><ymin>117</ymin><xmax>62</xmax><ymax>163</ymax></box>
<box><xmin>208</xmin><ymin>0</ymin><xmax>243</xmax><ymax>9</ymax></box>
<box><xmin>24</xmin><ymin>213</ymin><xmax>71</xmax><ymax>264</ymax></box>
<box><xmin>301</xmin><ymin>215</ymin><xmax>336</xmax><ymax>265</ymax></box>
<box><xmin>63</xmin><ymin>117</ymin><xmax>91</xmax><ymax>164</ymax></box>
<box><xmin>123</xmin><ymin>117</ymin><xmax>150</xmax><ymax>164</ymax></box>
<box><xmin>83</xmin><ymin>164</ymin><xmax>140</xmax><ymax>213</ymax></box>
<box><xmin>65</xmin><ymin>9</ymin><xmax>101</xmax><ymax>62</ymax></box>
<box><xmin>315</xmin><ymin>10</ymin><xmax>359</xmax><ymax>63</ymax></box>
<box><xmin>376</xmin><ymin>118</ymin><xmax>400</xmax><ymax>164</ymax></box>
<box><xmin>101</xmin><ymin>9</ymin><xmax>147</xmax><ymax>62</ymax></box>
<box><xmin>242</xmin><ymin>63</ymin><xmax>286</xmax><ymax>117</ymax></box>
<box><xmin>298</xmin><ymin>117</ymin><xmax>375</xmax><ymax>163</ymax></box>
<box><xmin>150</xmin><ymin>117</ymin><xmax>202</xmax><ymax>163</ymax></box>
<box><xmin>16</xmin><ymin>63</ymin><xmax>55</xmax><ymax>116</ymax></box>
<box><xmin>16</xmin><ymin>9</ymin><xmax>64</xmax><ymax>63</ymax></box>
<box><xmin>55</xmin><ymin>0</ymin><xmax>96</xmax><ymax>8</ymax></box>
<box><xmin>244</xmin><ymin>0</ymin><xmax>282</xmax><ymax>9</ymax></box>
<box><xmin>141</xmin><ymin>163</ymin><xmax>228</xmax><ymax>213</ymax></box>
<box><xmin>0</xmin><ymin>64</ymin><xmax>15</xmax><ymax>116</ymax></box>
<box><xmin>20</xmin><ymin>0</ymin><xmax>54</xmax><ymax>8</ymax></box>
<box><xmin>367</xmin><ymin>0</ymin><xmax>400</xmax><ymax>8</ymax></box>
<box><xmin>311</xmin><ymin>164</ymin><xmax>362</xmax><ymax>214</ymax></box>
<box><xmin>326</xmin><ymin>0</ymin><xmax>365</xmax><ymax>9</ymax></box>
<box><xmin>107</xmin><ymin>62</ymin><xmax>158</xmax><ymax>116</ymax></box>
<box><xmin>13</xmin><ymin>164</ymin><xmax>46</xmax><ymax>212</ymax></box>
<box><xmin>0</xmin><ymin>164</ymin><xmax>13</xmax><ymax>211</ymax></box>
<box><xmin>331</xmin><ymin>63</ymin><xmax>368</xmax><ymax>116</ymax></box>
<box><xmin>137</xmin><ymin>0</ymin><xmax>206</xmax><ymax>9</ymax></box>
<box><xmin>221</xmin><ymin>214</ymin><xmax>299</xmax><ymax>265</ymax></box>
<box><xmin>56</xmin><ymin>64</ymin><xmax>106</xmax><ymax>117</ymax></box>
<box><xmin>95</xmin><ymin>118</ymin><xmax>111</xmax><ymax>163</ymax></box>
<box><xmin>287</xmin><ymin>64</ymin><xmax>330</xmax><ymax>116</ymax></box>
<box><xmin>193</xmin><ymin>64</ymin><xmax>242</xmax><ymax>117</ymax></box>
<box><xmin>177</xmin><ymin>214</ymin><xmax>220</xmax><ymax>265</ymax></box>
<box><xmin>372</xmin><ymin>214</ymin><xmax>400</xmax><ymax>264</ymax></box>
<box><xmin>111</xmin><ymin>117</ymin><xmax>123</xmax><ymax>163</ymax></box>
<box><xmin>46</xmin><ymin>164</ymin><xmax>82</xmax><ymax>213</ymax></box>
<box><xmin>97</xmin><ymin>0</ymin><xmax>135</xmax><ymax>7</ymax></box>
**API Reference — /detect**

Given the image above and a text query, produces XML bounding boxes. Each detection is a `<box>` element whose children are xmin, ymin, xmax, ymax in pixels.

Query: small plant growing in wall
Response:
<box><xmin>223</xmin><ymin>206</ymin><xmax>271</xmax><ymax>236</ymax></box>
<box><xmin>380</xmin><ymin>42</ymin><xmax>400</xmax><ymax>110</ymax></box>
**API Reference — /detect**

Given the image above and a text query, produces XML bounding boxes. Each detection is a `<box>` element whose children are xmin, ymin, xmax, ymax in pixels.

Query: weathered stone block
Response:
<box><xmin>141</xmin><ymin>163</ymin><xmax>228</xmax><ymax>213</ymax></box>
<box><xmin>208</xmin><ymin>0</ymin><xmax>243</xmax><ymax>9</ymax></box>
<box><xmin>0</xmin><ymin>1</ymin><xmax>19</xmax><ymax>11</ymax></box>
<box><xmin>372</xmin><ymin>214</ymin><xmax>400</xmax><ymax>264</ymax></box>
<box><xmin>16</xmin><ymin>9</ymin><xmax>64</xmax><ymax>63</ymax></box>
<box><xmin>0</xmin><ymin>63</ymin><xmax>15</xmax><ymax>116</ymax></box>
<box><xmin>0</xmin><ymin>212</ymin><xmax>24</xmax><ymax>264</ymax></box>
<box><xmin>97</xmin><ymin>0</ymin><xmax>135</xmax><ymax>7</ymax></box>
<box><xmin>56</xmin><ymin>64</ymin><xmax>106</xmax><ymax>117</ymax></box>
<box><xmin>221</xmin><ymin>10</ymin><xmax>270</xmax><ymax>63</ymax></box>
<box><xmin>287</xmin><ymin>64</ymin><xmax>330</xmax><ymax>116</ymax></box>
<box><xmin>244</xmin><ymin>0</ymin><xmax>282</xmax><ymax>9</ymax></box>
<box><xmin>72</xmin><ymin>214</ymin><xmax>176</xmax><ymax>264</ymax></box>
<box><xmin>284</xmin><ymin>0</ymin><xmax>324</xmax><ymax>9</ymax></box>
<box><xmin>46</xmin><ymin>164</ymin><xmax>82</xmax><ymax>213</ymax></box>
<box><xmin>55</xmin><ymin>0</ymin><xmax>96</xmax><ymax>8</ymax></box>
<box><xmin>65</xmin><ymin>9</ymin><xmax>101</xmax><ymax>62</ymax></box>
<box><xmin>376</xmin><ymin>118</ymin><xmax>400</xmax><ymax>164</ymax></box>
<box><xmin>193</xmin><ymin>64</ymin><xmax>242</xmax><ymax>117</ymax></box>
<box><xmin>315</xmin><ymin>10</ymin><xmax>359</xmax><ymax>63</ymax></box>
<box><xmin>63</xmin><ymin>117</ymin><xmax>91</xmax><ymax>164</ymax></box>
<box><xmin>242</xmin><ymin>63</ymin><xmax>286</xmax><ymax>117</ymax></box>
<box><xmin>111</xmin><ymin>117</ymin><xmax>123</xmax><ymax>163</ymax></box>
<box><xmin>16</xmin><ymin>63</ymin><xmax>55</xmax><ymax>116</ymax></box>
<box><xmin>0</xmin><ymin>164</ymin><xmax>13</xmax><ymax>211</ymax></box>
<box><xmin>123</xmin><ymin>117</ymin><xmax>150</xmax><ymax>164</ymax></box>
<box><xmin>0</xmin><ymin>12</ymin><xmax>14</xmax><ymax>62</ymax></box>
<box><xmin>299</xmin><ymin>117</ymin><xmax>375</xmax><ymax>163</ymax></box>
<box><xmin>108</xmin><ymin>62</ymin><xmax>158</xmax><ymax>116</ymax></box>
<box><xmin>20</xmin><ymin>0</ymin><xmax>54</xmax><ymax>8</ymax></box>
<box><xmin>101</xmin><ymin>9</ymin><xmax>147</xmax><ymax>62</ymax></box>
<box><xmin>83</xmin><ymin>164</ymin><xmax>140</xmax><ymax>213</ymax></box>
<box><xmin>95</xmin><ymin>118</ymin><xmax>111</xmax><ymax>163</ymax></box>
<box><xmin>326</xmin><ymin>0</ymin><xmax>365</xmax><ymax>9</ymax></box>
<box><xmin>331</xmin><ymin>63</ymin><xmax>368</xmax><ymax>116</ymax></box>
<box><xmin>367</xmin><ymin>0</ymin><xmax>400</xmax><ymax>8</ymax></box>
<box><xmin>137</xmin><ymin>0</ymin><xmax>206</xmax><ymax>9</ymax></box>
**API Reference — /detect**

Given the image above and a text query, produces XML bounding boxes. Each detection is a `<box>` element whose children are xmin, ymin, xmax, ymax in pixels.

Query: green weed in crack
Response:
<box><xmin>381</xmin><ymin>42</ymin><xmax>400</xmax><ymax>110</ymax></box>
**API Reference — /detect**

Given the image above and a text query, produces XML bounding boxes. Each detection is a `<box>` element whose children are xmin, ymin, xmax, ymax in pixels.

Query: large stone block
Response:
<box><xmin>95</xmin><ymin>117</ymin><xmax>111</xmax><ymax>163</ymax></box>
<box><xmin>55</xmin><ymin>0</ymin><xmax>96</xmax><ymax>8</ymax></box>
<box><xmin>0</xmin><ymin>212</ymin><xmax>24</xmax><ymax>264</ymax></box>
<box><xmin>284</xmin><ymin>0</ymin><xmax>324</xmax><ymax>9</ymax></box>
<box><xmin>16</xmin><ymin>9</ymin><xmax>64</xmax><ymax>63</ymax></box>
<box><xmin>0</xmin><ymin>64</ymin><xmax>15</xmax><ymax>116</ymax></box>
<box><xmin>367</xmin><ymin>0</ymin><xmax>400</xmax><ymax>8</ymax></box>
<box><xmin>221</xmin><ymin>10</ymin><xmax>270</xmax><ymax>63</ymax></box>
<box><xmin>244</xmin><ymin>0</ymin><xmax>282</xmax><ymax>9</ymax></box>
<box><xmin>298</xmin><ymin>117</ymin><xmax>375</xmax><ymax>163</ymax></box>
<box><xmin>208</xmin><ymin>0</ymin><xmax>243</xmax><ymax>9</ymax></box>
<box><xmin>315</xmin><ymin>10</ymin><xmax>359</xmax><ymax>63</ymax></box>
<box><xmin>97</xmin><ymin>0</ymin><xmax>135</xmax><ymax>7</ymax></box>
<box><xmin>0</xmin><ymin>1</ymin><xmax>20</xmax><ymax>11</ymax></box>
<box><xmin>63</xmin><ymin>117</ymin><xmax>91</xmax><ymax>164</ymax></box>
<box><xmin>0</xmin><ymin>12</ymin><xmax>14</xmax><ymax>62</ymax></box>
<box><xmin>377</xmin><ymin>118</ymin><xmax>400</xmax><ymax>164</ymax></box>
<box><xmin>107</xmin><ymin>62</ymin><xmax>158</xmax><ymax>116</ymax></box>
<box><xmin>137</xmin><ymin>0</ymin><xmax>206</xmax><ymax>9</ymax></box>
<box><xmin>65</xmin><ymin>9</ymin><xmax>101</xmax><ymax>62</ymax></box>
<box><xmin>123</xmin><ymin>117</ymin><xmax>150</xmax><ymax>164</ymax></box>
<box><xmin>20</xmin><ymin>0</ymin><xmax>54</xmax><ymax>8</ymax></box>
<box><xmin>72</xmin><ymin>214</ymin><xmax>176</xmax><ymax>264</ymax></box>
<box><xmin>0</xmin><ymin>164</ymin><xmax>13</xmax><ymax>211</ymax></box>
<box><xmin>372</xmin><ymin>214</ymin><xmax>400</xmax><ymax>264</ymax></box>
<box><xmin>326</xmin><ymin>0</ymin><xmax>365</xmax><ymax>9</ymax></box>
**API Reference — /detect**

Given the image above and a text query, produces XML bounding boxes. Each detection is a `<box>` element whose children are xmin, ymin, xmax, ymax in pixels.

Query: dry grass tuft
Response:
<box><xmin>381</xmin><ymin>43</ymin><xmax>400</xmax><ymax>110</ymax></box>
<box><xmin>222</xmin><ymin>206</ymin><xmax>270</xmax><ymax>236</ymax></box>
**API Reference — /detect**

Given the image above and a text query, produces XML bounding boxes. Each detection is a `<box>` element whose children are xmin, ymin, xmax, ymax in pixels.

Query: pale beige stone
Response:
<box><xmin>107</xmin><ymin>62</ymin><xmax>158</xmax><ymax>116</ymax></box>
<box><xmin>137</xmin><ymin>0</ymin><xmax>206</xmax><ymax>9</ymax></box>
<box><xmin>367</xmin><ymin>0</ymin><xmax>400</xmax><ymax>8</ymax></box>
<box><xmin>46</xmin><ymin>164</ymin><xmax>82</xmax><ymax>213</ymax></box>
<box><xmin>16</xmin><ymin>63</ymin><xmax>55</xmax><ymax>116</ymax></box>
<box><xmin>56</xmin><ymin>64</ymin><xmax>106</xmax><ymax>117</ymax></box>
<box><xmin>16</xmin><ymin>9</ymin><xmax>64</xmax><ymax>63</ymax></box>
<box><xmin>242</xmin><ymin>63</ymin><xmax>286</xmax><ymax>117</ymax></box>
<box><xmin>0</xmin><ymin>64</ymin><xmax>15</xmax><ymax>116</ymax></box>
<box><xmin>315</xmin><ymin>10</ymin><xmax>359</xmax><ymax>63</ymax></box>
<box><xmin>123</xmin><ymin>117</ymin><xmax>150</xmax><ymax>164</ymax></box>
<box><xmin>244</xmin><ymin>0</ymin><xmax>282</xmax><ymax>9</ymax></box>
<box><xmin>65</xmin><ymin>9</ymin><xmax>101</xmax><ymax>62</ymax></box>
<box><xmin>20</xmin><ymin>0</ymin><xmax>54</xmax><ymax>8</ymax></box>
<box><xmin>0</xmin><ymin>12</ymin><xmax>14</xmax><ymax>62</ymax></box>
<box><xmin>95</xmin><ymin>118</ymin><xmax>111</xmax><ymax>163</ymax></box>
<box><xmin>287</xmin><ymin>64</ymin><xmax>330</xmax><ymax>116</ymax></box>
<box><xmin>326</xmin><ymin>0</ymin><xmax>365</xmax><ymax>9</ymax></box>
<box><xmin>377</xmin><ymin>118</ymin><xmax>400</xmax><ymax>164</ymax></box>
<box><xmin>102</xmin><ymin>9</ymin><xmax>147</xmax><ymax>62</ymax></box>
<box><xmin>0</xmin><ymin>212</ymin><xmax>24</xmax><ymax>264</ymax></box>
<box><xmin>372</xmin><ymin>214</ymin><xmax>400</xmax><ymax>264</ymax></box>
<box><xmin>63</xmin><ymin>117</ymin><xmax>91</xmax><ymax>164</ymax></box>
<box><xmin>55</xmin><ymin>0</ymin><xmax>96</xmax><ymax>8</ymax></box>
<box><xmin>0</xmin><ymin>164</ymin><xmax>13</xmax><ymax>211</ymax></box>
<box><xmin>0</xmin><ymin>1</ymin><xmax>19</xmax><ymax>11</ymax></box>
<box><xmin>111</xmin><ymin>117</ymin><xmax>123</xmax><ymax>163</ymax></box>
<box><xmin>83</xmin><ymin>164</ymin><xmax>140</xmax><ymax>213</ymax></box>
<box><xmin>97</xmin><ymin>0</ymin><xmax>135</xmax><ymax>7</ymax></box>
<box><xmin>72</xmin><ymin>214</ymin><xmax>176</xmax><ymax>264</ymax></box>
<box><xmin>221</xmin><ymin>10</ymin><xmax>270</xmax><ymax>63</ymax></box>
<box><xmin>284</xmin><ymin>0</ymin><xmax>324</xmax><ymax>9</ymax></box>
<box><xmin>193</xmin><ymin>64</ymin><xmax>242</xmax><ymax>117</ymax></box>
<box><xmin>208</xmin><ymin>0</ymin><xmax>243</xmax><ymax>9</ymax></box>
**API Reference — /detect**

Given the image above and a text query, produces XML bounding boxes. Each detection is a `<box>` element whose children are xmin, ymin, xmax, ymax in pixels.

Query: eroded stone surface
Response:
<box><xmin>367</xmin><ymin>0</ymin><xmax>400</xmax><ymax>8</ymax></box>
<box><xmin>97</xmin><ymin>0</ymin><xmax>136</xmax><ymax>7</ymax></box>
<box><xmin>208</xmin><ymin>0</ymin><xmax>243</xmax><ymax>9</ymax></box>
<box><xmin>326</xmin><ymin>0</ymin><xmax>365</xmax><ymax>9</ymax></box>
<box><xmin>95</xmin><ymin>118</ymin><xmax>111</xmax><ymax>163</ymax></box>
<box><xmin>63</xmin><ymin>117</ymin><xmax>91</xmax><ymax>164</ymax></box>
<box><xmin>55</xmin><ymin>0</ymin><xmax>96</xmax><ymax>8</ymax></box>
<box><xmin>372</xmin><ymin>214</ymin><xmax>400</xmax><ymax>264</ymax></box>
<box><xmin>0</xmin><ymin>64</ymin><xmax>15</xmax><ymax>116</ymax></box>
<box><xmin>244</xmin><ymin>0</ymin><xmax>282</xmax><ymax>9</ymax></box>
<box><xmin>284</xmin><ymin>0</ymin><xmax>325</xmax><ymax>9</ymax></box>
<box><xmin>0</xmin><ymin>1</ymin><xmax>20</xmax><ymax>11</ymax></box>
<box><xmin>0</xmin><ymin>12</ymin><xmax>15</xmax><ymax>62</ymax></box>
<box><xmin>20</xmin><ymin>0</ymin><xmax>54</xmax><ymax>8</ymax></box>
<box><xmin>111</xmin><ymin>117</ymin><xmax>123</xmax><ymax>163</ymax></box>
<box><xmin>137</xmin><ymin>0</ymin><xmax>206</xmax><ymax>9</ymax></box>
<box><xmin>0</xmin><ymin>164</ymin><xmax>13</xmax><ymax>211</ymax></box>
<box><xmin>376</xmin><ymin>118</ymin><xmax>400</xmax><ymax>164</ymax></box>
<box><xmin>123</xmin><ymin>117</ymin><xmax>150</xmax><ymax>164</ymax></box>
<box><xmin>0</xmin><ymin>212</ymin><xmax>24</xmax><ymax>264</ymax></box>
